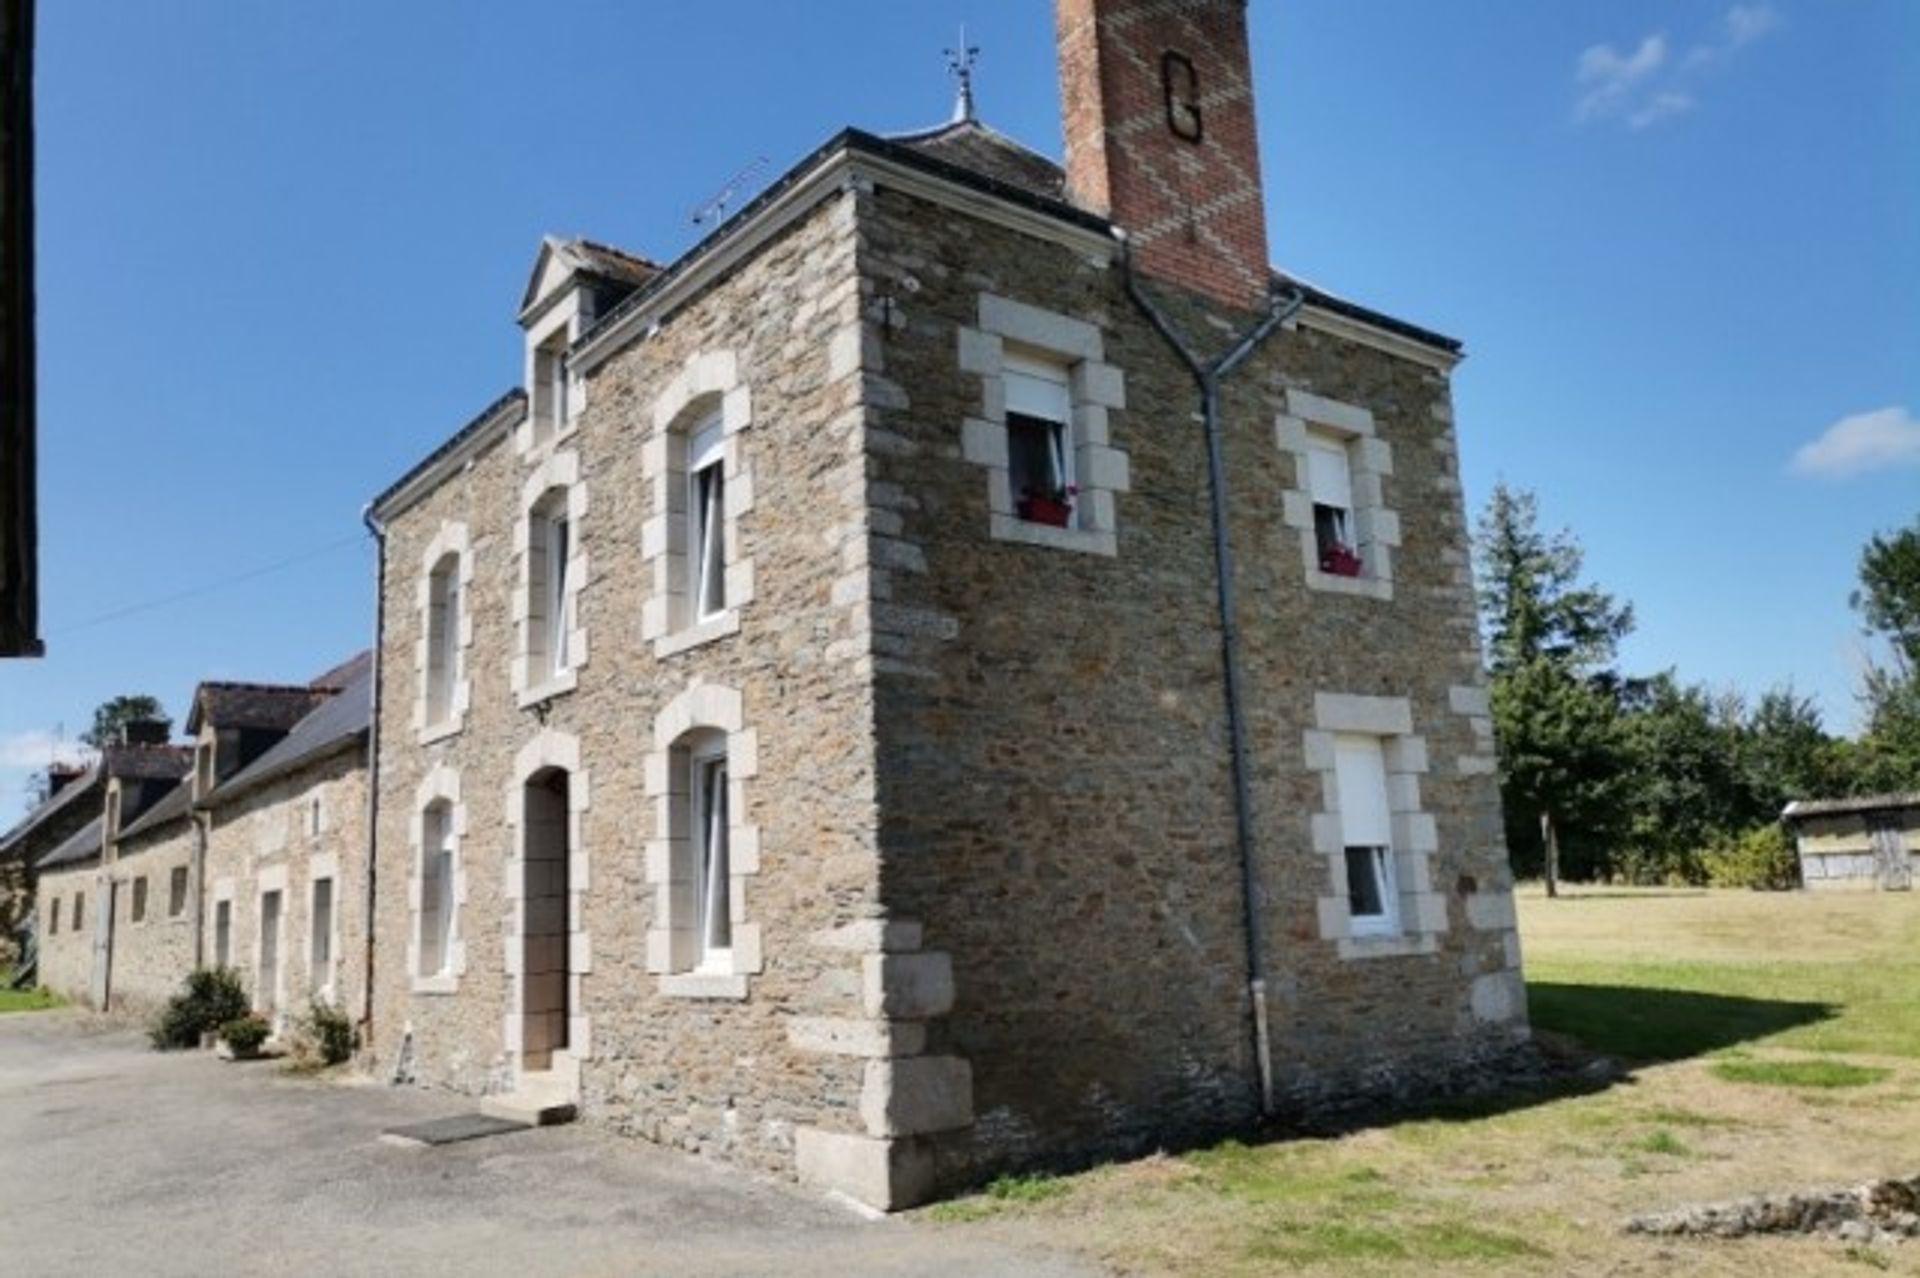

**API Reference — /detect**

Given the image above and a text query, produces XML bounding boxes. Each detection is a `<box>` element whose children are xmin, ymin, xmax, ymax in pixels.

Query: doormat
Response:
<box><xmin>380</xmin><ymin>1113</ymin><xmax>528</xmax><ymax>1147</ymax></box>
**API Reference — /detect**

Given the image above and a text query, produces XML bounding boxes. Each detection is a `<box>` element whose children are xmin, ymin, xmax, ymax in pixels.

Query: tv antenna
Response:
<box><xmin>946</xmin><ymin>26</ymin><xmax>980</xmax><ymax>123</ymax></box>
<box><xmin>689</xmin><ymin>155</ymin><xmax>771</xmax><ymax>230</ymax></box>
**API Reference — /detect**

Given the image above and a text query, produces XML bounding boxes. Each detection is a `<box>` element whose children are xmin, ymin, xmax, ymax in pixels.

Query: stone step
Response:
<box><xmin>479</xmin><ymin>1090</ymin><xmax>577</xmax><ymax>1127</ymax></box>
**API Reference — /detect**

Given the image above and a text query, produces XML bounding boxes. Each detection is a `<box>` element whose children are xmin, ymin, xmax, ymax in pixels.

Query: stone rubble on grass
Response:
<box><xmin>1626</xmin><ymin>1174</ymin><xmax>1920</xmax><ymax>1245</ymax></box>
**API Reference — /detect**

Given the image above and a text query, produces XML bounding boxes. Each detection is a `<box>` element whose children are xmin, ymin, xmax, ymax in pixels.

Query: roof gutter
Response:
<box><xmin>1119</xmin><ymin>239</ymin><xmax>1306</xmax><ymax>1118</ymax></box>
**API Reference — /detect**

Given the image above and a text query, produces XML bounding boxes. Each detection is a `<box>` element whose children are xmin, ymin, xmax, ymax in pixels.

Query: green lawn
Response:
<box><xmin>0</xmin><ymin>968</ymin><xmax>61</xmax><ymax>1014</ymax></box>
<box><xmin>921</xmin><ymin>888</ymin><xmax>1920</xmax><ymax>1277</ymax></box>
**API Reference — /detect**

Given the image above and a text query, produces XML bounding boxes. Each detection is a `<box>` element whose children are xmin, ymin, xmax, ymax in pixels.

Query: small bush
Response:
<box><xmin>220</xmin><ymin>1013</ymin><xmax>272</xmax><ymax>1054</ymax></box>
<box><xmin>1700</xmin><ymin>824</ymin><xmax>1799</xmax><ymax>890</ymax></box>
<box><xmin>294</xmin><ymin>1000</ymin><xmax>356</xmax><ymax>1067</ymax></box>
<box><xmin>148</xmin><ymin>967</ymin><xmax>250</xmax><ymax>1050</ymax></box>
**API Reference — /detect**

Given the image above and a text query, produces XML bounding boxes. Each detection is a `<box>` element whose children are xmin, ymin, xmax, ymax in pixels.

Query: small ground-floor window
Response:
<box><xmin>214</xmin><ymin>899</ymin><xmax>232</xmax><ymax>967</ymax></box>
<box><xmin>168</xmin><ymin>866</ymin><xmax>188</xmax><ymax>918</ymax></box>
<box><xmin>1334</xmin><ymin>733</ymin><xmax>1400</xmax><ymax>936</ymax></box>
<box><xmin>130</xmin><ymin>876</ymin><xmax>148</xmax><ymax>924</ymax></box>
<box><xmin>309</xmin><ymin>877</ymin><xmax>334</xmax><ymax>995</ymax></box>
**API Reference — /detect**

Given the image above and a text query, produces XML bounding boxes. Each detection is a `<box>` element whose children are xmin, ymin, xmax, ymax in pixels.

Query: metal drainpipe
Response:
<box><xmin>1119</xmin><ymin>238</ymin><xmax>1305</xmax><ymax>1116</ymax></box>
<box><xmin>359</xmin><ymin>505</ymin><xmax>387</xmax><ymax>1049</ymax></box>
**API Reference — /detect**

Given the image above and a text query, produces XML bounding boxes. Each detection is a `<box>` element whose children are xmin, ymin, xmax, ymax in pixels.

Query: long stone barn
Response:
<box><xmin>361</xmin><ymin>0</ymin><xmax>1527</xmax><ymax>1210</ymax></box>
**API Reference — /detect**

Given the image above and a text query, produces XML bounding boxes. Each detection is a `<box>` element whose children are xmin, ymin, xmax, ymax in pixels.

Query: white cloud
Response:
<box><xmin>0</xmin><ymin>730</ymin><xmax>92</xmax><ymax>770</ymax></box>
<box><xmin>1790</xmin><ymin>406</ymin><xmax>1920</xmax><ymax>479</ymax></box>
<box><xmin>1575</xmin><ymin>33</ymin><xmax>1668</xmax><ymax>121</ymax></box>
<box><xmin>1578</xmin><ymin>6</ymin><xmax>1780</xmax><ymax>128</ymax></box>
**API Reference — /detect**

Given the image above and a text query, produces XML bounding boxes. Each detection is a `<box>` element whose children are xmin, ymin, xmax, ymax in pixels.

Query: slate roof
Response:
<box><xmin>1783</xmin><ymin>792</ymin><xmax>1920</xmax><ymax>820</ymax></box>
<box><xmin>116</xmin><ymin>778</ymin><xmax>192</xmax><ymax>844</ymax></box>
<box><xmin>308</xmin><ymin>649</ymin><xmax>372</xmax><ymax>691</ymax></box>
<box><xmin>891</xmin><ymin>119</ymin><xmax>1069</xmax><ymax>203</ymax></box>
<box><xmin>209</xmin><ymin>660</ymin><xmax>372</xmax><ymax>806</ymax></box>
<box><xmin>100</xmin><ymin>744</ymin><xmax>193</xmax><ymax>781</ymax></box>
<box><xmin>37</xmin><ymin>814</ymin><xmax>102</xmax><ymax>871</ymax></box>
<box><xmin>0</xmin><ymin>763</ymin><xmax>101</xmax><ymax>856</ymax></box>
<box><xmin>186</xmin><ymin>682</ymin><xmax>330</xmax><ymax>736</ymax></box>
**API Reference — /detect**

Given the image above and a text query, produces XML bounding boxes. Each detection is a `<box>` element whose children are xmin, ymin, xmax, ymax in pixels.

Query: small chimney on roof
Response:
<box><xmin>45</xmin><ymin>761</ymin><xmax>87</xmax><ymax>798</ymax></box>
<box><xmin>1056</xmin><ymin>0</ymin><xmax>1272</xmax><ymax>311</ymax></box>
<box><xmin>120</xmin><ymin>717</ymin><xmax>171</xmax><ymax>747</ymax></box>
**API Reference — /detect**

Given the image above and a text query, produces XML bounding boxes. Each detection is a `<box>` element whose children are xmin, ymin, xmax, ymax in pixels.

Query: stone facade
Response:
<box><xmin>100</xmin><ymin>817</ymin><xmax>197</xmax><ymax>1015</ymax></box>
<box><xmin>203</xmin><ymin>746</ymin><xmax>368</xmax><ymax>1026</ymax></box>
<box><xmin>364</xmin><ymin>0</ymin><xmax>1523</xmax><ymax>1211</ymax></box>
<box><xmin>35</xmin><ymin>859</ymin><xmax>97</xmax><ymax>1001</ymax></box>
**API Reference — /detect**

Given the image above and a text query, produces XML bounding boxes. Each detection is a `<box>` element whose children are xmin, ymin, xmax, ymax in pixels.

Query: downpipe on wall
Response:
<box><xmin>1119</xmin><ymin>236</ymin><xmax>1305</xmax><ymax>1116</ymax></box>
<box><xmin>359</xmin><ymin>504</ymin><xmax>387</xmax><ymax>1050</ymax></box>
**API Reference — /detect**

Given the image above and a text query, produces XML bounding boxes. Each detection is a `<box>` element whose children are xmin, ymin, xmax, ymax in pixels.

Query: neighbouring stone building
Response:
<box><xmin>1784</xmin><ymin>794</ymin><xmax>1918</xmax><ymax>891</ymax></box>
<box><xmin>0</xmin><ymin>758</ymin><xmax>96</xmax><ymax>959</ymax></box>
<box><xmin>364</xmin><ymin>0</ymin><xmax>1526</xmax><ymax>1210</ymax></box>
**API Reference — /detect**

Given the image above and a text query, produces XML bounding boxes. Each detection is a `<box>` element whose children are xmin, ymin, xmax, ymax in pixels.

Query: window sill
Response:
<box><xmin>516</xmin><ymin>670</ymin><xmax>578</xmax><ymax>709</ymax></box>
<box><xmin>988</xmin><ymin>514</ymin><xmax>1116</xmax><ymax>557</ymax></box>
<box><xmin>1306</xmin><ymin>568</ymin><xmax>1392</xmax><ymax>600</ymax></box>
<box><xmin>411</xmin><ymin>974</ymin><xmax>460</xmax><ymax>996</ymax></box>
<box><xmin>653</xmin><ymin>609</ymin><xmax>741</xmax><ymax>658</ymax></box>
<box><xmin>419</xmin><ymin>715</ymin><xmax>466</xmax><ymax>746</ymax></box>
<box><xmin>658</xmin><ymin>972</ymin><xmax>749</xmax><ymax>1001</ymax></box>
<box><xmin>1336</xmin><ymin>932</ymin><xmax>1438</xmax><ymax>961</ymax></box>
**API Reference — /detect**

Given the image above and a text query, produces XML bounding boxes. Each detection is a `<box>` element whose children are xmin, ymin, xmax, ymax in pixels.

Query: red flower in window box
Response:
<box><xmin>1017</xmin><ymin>485</ymin><xmax>1077</xmax><ymax>528</ymax></box>
<box><xmin>1320</xmin><ymin>543</ymin><xmax>1364</xmax><ymax>577</ymax></box>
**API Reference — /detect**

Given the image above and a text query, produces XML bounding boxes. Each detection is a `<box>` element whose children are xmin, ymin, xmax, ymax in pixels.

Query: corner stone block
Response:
<box><xmin>860</xmin><ymin>1055</ymin><xmax>974</xmax><ymax>1137</ymax></box>
<box><xmin>794</xmin><ymin>1127</ymin><xmax>936</xmax><ymax>1212</ymax></box>
<box><xmin>862</xmin><ymin>951</ymin><xmax>954</xmax><ymax>1019</ymax></box>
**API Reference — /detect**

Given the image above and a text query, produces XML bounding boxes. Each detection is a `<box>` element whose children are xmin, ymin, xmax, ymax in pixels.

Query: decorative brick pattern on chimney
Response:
<box><xmin>1057</xmin><ymin>0</ymin><xmax>1271</xmax><ymax>310</ymax></box>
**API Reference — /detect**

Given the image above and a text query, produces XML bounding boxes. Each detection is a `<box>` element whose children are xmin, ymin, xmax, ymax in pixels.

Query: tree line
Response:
<box><xmin>1476</xmin><ymin>485</ymin><xmax>1920</xmax><ymax>891</ymax></box>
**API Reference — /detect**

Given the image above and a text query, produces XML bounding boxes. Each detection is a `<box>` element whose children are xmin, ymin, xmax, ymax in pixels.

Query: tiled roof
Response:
<box><xmin>116</xmin><ymin>778</ymin><xmax>192</xmax><ymax>844</ymax></box>
<box><xmin>186</xmin><ymin>682</ymin><xmax>331</xmax><ymax>735</ymax></box>
<box><xmin>209</xmin><ymin>660</ymin><xmax>372</xmax><ymax>806</ymax></box>
<box><xmin>37</xmin><ymin>814</ymin><xmax>102</xmax><ymax>871</ymax></box>
<box><xmin>571</xmin><ymin>238</ymin><xmax>662</xmax><ymax>289</ymax></box>
<box><xmin>890</xmin><ymin>119</ymin><xmax>1069</xmax><ymax>203</ymax></box>
<box><xmin>0</xmin><ymin>763</ymin><xmax>102</xmax><ymax>857</ymax></box>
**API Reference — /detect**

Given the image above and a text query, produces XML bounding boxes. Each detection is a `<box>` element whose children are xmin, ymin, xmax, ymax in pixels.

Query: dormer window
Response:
<box><xmin>537</xmin><ymin>340</ymin><xmax>571</xmax><ymax>439</ymax></box>
<box><xmin>688</xmin><ymin>415</ymin><xmax>727</xmax><ymax>621</ymax></box>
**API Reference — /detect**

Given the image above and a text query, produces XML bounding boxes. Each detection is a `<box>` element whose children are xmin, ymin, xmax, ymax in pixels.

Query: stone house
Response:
<box><xmin>27</xmin><ymin>736</ymin><xmax>191</xmax><ymax>1004</ymax></box>
<box><xmin>363</xmin><ymin>0</ymin><xmax>1525</xmax><ymax>1210</ymax></box>
<box><xmin>1784</xmin><ymin>794</ymin><xmax>1918</xmax><ymax>891</ymax></box>
<box><xmin>0</xmin><ymin>758</ymin><xmax>96</xmax><ymax>956</ymax></box>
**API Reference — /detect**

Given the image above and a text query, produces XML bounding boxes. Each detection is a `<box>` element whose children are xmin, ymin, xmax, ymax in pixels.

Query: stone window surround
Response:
<box><xmin>1277</xmin><ymin>388</ymin><xmax>1400</xmax><ymax>601</ymax></box>
<box><xmin>958</xmin><ymin>293</ymin><xmax>1129</xmax><ymax>558</ymax></box>
<box><xmin>516</xmin><ymin>290</ymin><xmax>589</xmax><ymax>458</ymax></box>
<box><xmin>254</xmin><ymin>863</ymin><xmax>289</xmax><ymax>1020</ymax></box>
<box><xmin>512</xmin><ymin>451</ymin><xmax>589</xmax><ymax>707</ymax></box>
<box><xmin>640</xmin><ymin>349</ymin><xmax>756</xmax><ymax>659</ymax></box>
<box><xmin>1306</xmin><ymin>692</ymin><xmax>1448</xmax><ymax>961</ymax></box>
<box><xmin>308</xmin><ymin>852</ymin><xmax>340</xmax><ymax>1004</ymax></box>
<box><xmin>408</xmin><ymin>763</ymin><xmax>468</xmax><ymax>996</ymax></box>
<box><xmin>503</xmin><ymin>729</ymin><xmax>593</xmax><ymax>1079</ymax></box>
<box><xmin>643</xmin><ymin>681</ymin><xmax>763</xmax><ymax>1001</ymax></box>
<box><xmin>414</xmin><ymin>521</ymin><xmax>474</xmax><ymax>744</ymax></box>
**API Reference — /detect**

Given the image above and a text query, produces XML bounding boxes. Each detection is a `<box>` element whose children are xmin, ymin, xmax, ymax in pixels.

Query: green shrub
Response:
<box><xmin>148</xmin><ymin>967</ymin><xmax>250</xmax><ymax>1050</ymax></box>
<box><xmin>220</xmin><ymin>1013</ymin><xmax>272</xmax><ymax>1054</ymax></box>
<box><xmin>296</xmin><ymin>1000</ymin><xmax>356</xmax><ymax>1066</ymax></box>
<box><xmin>1700</xmin><ymin>824</ymin><xmax>1799</xmax><ymax>890</ymax></box>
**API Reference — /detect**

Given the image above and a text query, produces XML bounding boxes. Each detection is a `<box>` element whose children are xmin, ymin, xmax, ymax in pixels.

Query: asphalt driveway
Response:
<box><xmin>0</xmin><ymin>1011</ymin><xmax>1099</xmax><ymax>1277</ymax></box>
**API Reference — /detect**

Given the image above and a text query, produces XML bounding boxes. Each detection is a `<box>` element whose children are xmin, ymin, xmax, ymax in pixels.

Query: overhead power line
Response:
<box><xmin>51</xmin><ymin>532</ymin><xmax>367</xmax><ymax>637</ymax></box>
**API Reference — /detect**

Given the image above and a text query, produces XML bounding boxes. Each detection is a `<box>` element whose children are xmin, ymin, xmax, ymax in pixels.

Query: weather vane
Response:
<box><xmin>945</xmin><ymin>25</ymin><xmax>979</xmax><ymax>123</ymax></box>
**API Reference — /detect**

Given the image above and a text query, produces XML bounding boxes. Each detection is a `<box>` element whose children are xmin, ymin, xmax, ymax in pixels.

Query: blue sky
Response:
<box><xmin>3</xmin><ymin>2</ymin><xmax>1916</xmax><ymax>821</ymax></box>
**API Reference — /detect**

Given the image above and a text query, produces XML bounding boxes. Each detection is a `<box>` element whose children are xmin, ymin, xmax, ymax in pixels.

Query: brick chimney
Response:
<box><xmin>120</xmin><ymin>716</ymin><xmax>171</xmax><ymax>747</ymax></box>
<box><xmin>1057</xmin><ymin>0</ymin><xmax>1272</xmax><ymax>311</ymax></box>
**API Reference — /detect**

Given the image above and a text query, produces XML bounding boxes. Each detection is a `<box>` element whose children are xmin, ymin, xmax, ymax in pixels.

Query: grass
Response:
<box><xmin>1711</xmin><ymin>1059</ymin><xmax>1892</xmax><ymax>1089</ymax></box>
<box><xmin>0</xmin><ymin>969</ymin><xmax>60</xmax><ymax>1014</ymax></box>
<box><xmin>920</xmin><ymin>888</ymin><xmax>1920</xmax><ymax>1276</ymax></box>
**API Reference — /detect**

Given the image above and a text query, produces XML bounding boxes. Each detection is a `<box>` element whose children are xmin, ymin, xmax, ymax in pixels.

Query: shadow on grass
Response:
<box><xmin>1528</xmin><ymin>982</ymin><xmax>1834</xmax><ymax>1062</ymax></box>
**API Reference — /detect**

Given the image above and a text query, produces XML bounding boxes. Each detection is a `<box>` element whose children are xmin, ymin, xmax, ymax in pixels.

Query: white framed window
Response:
<box><xmin>309</xmin><ymin>876</ymin><xmax>334</xmax><ymax>997</ymax></box>
<box><xmin>689</xmin><ymin>733</ymin><xmax>732</xmax><ymax>974</ymax></box>
<box><xmin>1003</xmin><ymin>351</ymin><xmax>1077</xmax><ymax>529</ymax></box>
<box><xmin>418</xmin><ymin>802</ymin><xmax>455</xmax><ymax>980</ymax></box>
<box><xmin>425</xmin><ymin>553</ymin><xmax>461</xmax><ymax>725</ymax></box>
<box><xmin>532</xmin><ymin>338</ymin><xmax>572</xmax><ymax>445</ymax></box>
<box><xmin>687</xmin><ymin>416</ymin><xmax>727</xmax><ymax>622</ymax></box>
<box><xmin>513</xmin><ymin>453</ymin><xmax>586</xmax><ymax>706</ymax></box>
<box><xmin>542</xmin><ymin>507</ymin><xmax>572</xmax><ymax>678</ymax></box>
<box><xmin>131</xmin><ymin>876</ymin><xmax>148</xmax><ymax>924</ymax></box>
<box><xmin>1277</xmin><ymin>389</ymin><xmax>1399</xmax><ymax>599</ymax></box>
<box><xmin>213</xmin><ymin>898</ymin><xmax>232</xmax><ymax>967</ymax></box>
<box><xmin>1333</xmin><ymin>734</ymin><xmax>1399</xmax><ymax>936</ymax></box>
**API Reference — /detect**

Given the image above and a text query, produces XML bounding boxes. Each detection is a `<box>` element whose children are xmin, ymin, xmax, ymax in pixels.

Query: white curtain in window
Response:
<box><xmin>1333</xmin><ymin>733</ymin><xmax>1392</xmax><ymax>848</ymax></box>
<box><xmin>1307</xmin><ymin>436</ymin><xmax>1354</xmax><ymax>512</ymax></box>
<box><xmin>688</xmin><ymin>418</ymin><xmax>726</xmax><ymax>619</ymax></box>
